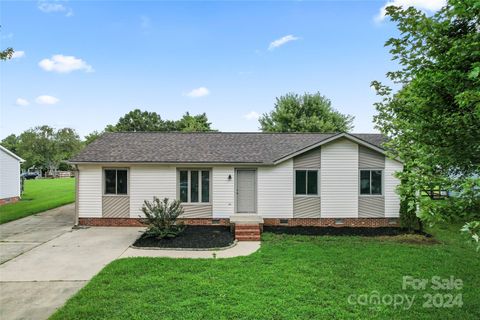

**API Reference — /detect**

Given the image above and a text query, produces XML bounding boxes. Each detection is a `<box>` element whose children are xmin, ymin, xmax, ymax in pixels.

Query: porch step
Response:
<box><xmin>230</xmin><ymin>214</ymin><xmax>264</xmax><ymax>225</ymax></box>
<box><xmin>235</xmin><ymin>223</ymin><xmax>261</xmax><ymax>241</ymax></box>
<box><xmin>236</xmin><ymin>235</ymin><xmax>261</xmax><ymax>241</ymax></box>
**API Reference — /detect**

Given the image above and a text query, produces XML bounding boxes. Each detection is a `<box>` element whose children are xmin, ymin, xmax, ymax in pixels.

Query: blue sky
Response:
<box><xmin>0</xmin><ymin>0</ymin><xmax>443</xmax><ymax>139</ymax></box>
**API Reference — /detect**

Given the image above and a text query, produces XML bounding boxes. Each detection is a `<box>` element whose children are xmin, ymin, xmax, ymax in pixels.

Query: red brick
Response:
<box><xmin>262</xmin><ymin>218</ymin><xmax>398</xmax><ymax>227</ymax></box>
<box><xmin>0</xmin><ymin>196</ymin><xmax>20</xmax><ymax>206</ymax></box>
<box><xmin>78</xmin><ymin>217</ymin><xmax>230</xmax><ymax>227</ymax></box>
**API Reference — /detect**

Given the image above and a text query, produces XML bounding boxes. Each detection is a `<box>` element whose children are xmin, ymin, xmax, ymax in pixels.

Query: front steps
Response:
<box><xmin>234</xmin><ymin>224</ymin><xmax>261</xmax><ymax>241</ymax></box>
<box><xmin>230</xmin><ymin>215</ymin><xmax>263</xmax><ymax>241</ymax></box>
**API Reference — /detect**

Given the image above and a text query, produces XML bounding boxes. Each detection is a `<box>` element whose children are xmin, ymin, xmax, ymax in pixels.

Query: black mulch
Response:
<box><xmin>133</xmin><ymin>226</ymin><xmax>234</xmax><ymax>249</ymax></box>
<box><xmin>263</xmin><ymin>226</ymin><xmax>432</xmax><ymax>237</ymax></box>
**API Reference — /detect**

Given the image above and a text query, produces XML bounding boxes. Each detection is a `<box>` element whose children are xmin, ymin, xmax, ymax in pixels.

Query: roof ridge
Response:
<box><xmin>105</xmin><ymin>131</ymin><xmax>381</xmax><ymax>135</ymax></box>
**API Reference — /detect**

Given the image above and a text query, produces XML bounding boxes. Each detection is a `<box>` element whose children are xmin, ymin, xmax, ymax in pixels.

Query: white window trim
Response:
<box><xmin>294</xmin><ymin>168</ymin><xmax>320</xmax><ymax>197</ymax></box>
<box><xmin>177</xmin><ymin>169</ymin><xmax>212</xmax><ymax>205</ymax></box>
<box><xmin>358</xmin><ymin>169</ymin><xmax>384</xmax><ymax>197</ymax></box>
<box><xmin>103</xmin><ymin>168</ymin><xmax>129</xmax><ymax>196</ymax></box>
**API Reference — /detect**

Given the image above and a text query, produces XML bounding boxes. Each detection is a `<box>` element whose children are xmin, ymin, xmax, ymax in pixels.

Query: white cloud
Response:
<box><xmin>35</xmin><ymin>95</ymin><xmax>59</xmax><ymax>105</ymax></box>
<box><xmin>244</xmin><ymin>111</ymin><xmax>260</xmax><ymax>121</ymax></box>
<box><xmin>186</xmin><ymin>87</ymin><xmax>210</xmax><ymax>98</ymax></box>
<box><xmin>375</xmin><ymin>0</ymin><xmax>446</xmax><ymax>22</ymax></box>
<box><xmin>11</xmin><ymin>51</ymin><xmax>25</xmax><ymax>59</ymax></box>
<box><xmin>38</xmin><ymin>1</ymin><xmax>73</xmax><ymax>17</ymax></box>
<box><xmin>39</xmin><ymin>54</ymin><xmax>94</xmax><ymax>73</ymax></box>
<box><xmin>15</xmin><ymin>98</ymin><xmax>30</xmax><ymax>106</ymax></box>
<box><xmin>268</xmin><ymin>35</ymin><xmax>299</xmax><ymax>50</ymax></box>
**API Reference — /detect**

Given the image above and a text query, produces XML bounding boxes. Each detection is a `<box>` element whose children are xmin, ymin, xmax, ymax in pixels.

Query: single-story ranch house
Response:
<box><xmin>70</xmin><ymin>132</ymin><xmax>403</xmax><ymax>240</ymax></box>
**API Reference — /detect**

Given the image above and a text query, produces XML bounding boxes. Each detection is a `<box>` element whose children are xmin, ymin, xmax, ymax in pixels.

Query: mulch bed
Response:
<box><xmin>133</xmin><ymin>226</ymin><xmax>234</xmax><ymax>249</ymax></box>
<box><xmin>263</xmin><ymin>226</ymin><xmax>432</xmax><ymax>237</ymax></box>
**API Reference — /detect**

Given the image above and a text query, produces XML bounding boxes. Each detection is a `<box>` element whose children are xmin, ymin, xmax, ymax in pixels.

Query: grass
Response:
<box><xmin>0</xmin><ymin>178</ymin><xmax>75</xmax><ymax>224</ymax></box>
<box><xmin>52</xmin><ymin>224</ymin><xmax>479</xmax><ymax>320</ymax></box>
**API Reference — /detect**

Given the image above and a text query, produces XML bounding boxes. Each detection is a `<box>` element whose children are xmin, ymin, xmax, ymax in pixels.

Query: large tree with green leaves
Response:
<box><xmin>372</xmin><ymin>0</ymin><xmax>480</xmax><ymax>247</ymax></box>
<box><xmin>3</xmin><ymin>126</ymin><xmax>83</xmax><ymax>174</ymax></box>
<box><xmin>105</xmin><ymin>109</ymin><xmax>166</xmax><ymax>132</ymax></box>
<box><xmin>1</xmin><ymin>134</ymin><xmax>19</xmax><ymax>153</ymax></box>
<box><xmin>175</xmin><ymin>112</ymin><xmax>213</xmax><ymax>132</ymax></box>
<box><xmin>259</xmin><ymin>92</ymin><xmax>354</xmax><ymax>133</ymax></box>
<box><xmin>85</xmin><ymin>109</ymin><xmax>216</xmax><ymax>144</ymax></box>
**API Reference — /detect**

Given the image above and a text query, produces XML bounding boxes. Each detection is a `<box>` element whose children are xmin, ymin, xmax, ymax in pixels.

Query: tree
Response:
<box><xmin>106</xmin><ymin>109</ymin><xmax>166</xmax><ymax>132</ymax></box>
<box><xmin>372</xmin><ymin>0</ymin><xmax>480</xmax><ymax>246</ymax></box>
<box><xmin>102</xmin><ymin>109</ymin><xmax>215</xmax><ymax>133</ymax></box>
<box><xmin>1</xmin><ymin>26</ymin><xmax>14</xmax><ymax>60</ymax></box>
<box><xmin>15</xmin><ymin>126</ymin><xmax>82</xmax><ymax>175</ymax></box>
<box><xmin>84</xmin><ymin>130</ymin><xmax>103</xmax><ymax>145</ymax></box>
<box><xmin>259</xmin><ymin>92</ymin><xmax>354</xmax><ymax>132</ymax></box>
<box><xmin>56</xmin><ymin>128</ymin><xmax>83</xmax><ymax>169</ymax></box>
<box><xmin>175</xmin><ymin>112</ymin><xmax>214</xmax><ymax>132</ymax></box>
<box><xmin>0</xmin><ymin>134</ymin><xmax>19</xmax><ymax>153</ymax></box>
<box><xmin>0</xmin><ymin>48</ymin><xmax>13</xmax><ymax>60</ymax></box>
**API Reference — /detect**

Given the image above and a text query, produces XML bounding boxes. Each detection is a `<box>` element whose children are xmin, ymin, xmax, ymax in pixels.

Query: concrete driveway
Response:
<box><xmin>0</xmin><ymin>205</ymin><xmax>143</xmax><ymax>320</ymax></box>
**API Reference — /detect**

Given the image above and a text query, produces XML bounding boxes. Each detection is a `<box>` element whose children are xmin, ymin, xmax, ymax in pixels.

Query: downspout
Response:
<box><xmin>74</xmin><ymin>164</ymin><xmax>79</xmax><ymax>226</ymax></box>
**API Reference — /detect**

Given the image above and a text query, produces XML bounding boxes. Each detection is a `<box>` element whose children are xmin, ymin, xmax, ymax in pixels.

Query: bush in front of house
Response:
<box><xmin>141</xmin><ymin>197</ymin><xmax>185</xmax><ymax>239</ymax></box>
<box><xmin>399</xmin><ymin>196</ymin><xmax>420</xmax><ymax>233</ymax></box>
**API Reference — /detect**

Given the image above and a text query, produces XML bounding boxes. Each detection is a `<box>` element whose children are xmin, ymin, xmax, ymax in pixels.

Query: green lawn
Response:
<box><xmin>52</xmin><ymin>224</ymin><xmax>479</xmax><ymax>320</ymax></box>
<box><xmin>0</xmin><ymin>178</ymin><xmax>75</xmax><ymax>224</ymax></box>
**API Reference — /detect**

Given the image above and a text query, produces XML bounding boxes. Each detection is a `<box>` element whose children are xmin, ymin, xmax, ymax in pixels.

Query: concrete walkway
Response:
<box><xmin>0</xmin><ymin>204</ymin><xmax>75</xmax><ymax>264</ymax></box>
<box><xmin>121</xmin><ymin>241</ymin><xmax>261</xmax><ymax>259</ymax></box>
<box><xmin>0</xmin><ymin>205</ymin><xmax>144</xmax><ymax>320</ymax></box>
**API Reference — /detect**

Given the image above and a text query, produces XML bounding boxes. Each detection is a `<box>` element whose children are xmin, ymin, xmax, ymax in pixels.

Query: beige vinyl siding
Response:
<box><xmin>212</xmin><ymin>167</ymin><xmax>235</xmax><ymax>218</ymax></box>
<box><xmin>129</xmin><ymin>165</ymin><xmax>176</xmax><ymax>218</ymax></box>
<box><xmin>358</xmin><ymin>197</ymin><xmax>385</xmax><ymax>217</ymax></box>
<box><xmin>181</xmin><ymin>204</ymin><xmax>213</xmax><ymax>218</ymax></box>
<box><xmin>293</xmin><ymin>147</ymin><xmax>321</xmax><ymax>216</ymax></box>
<box><xmin>78</xmin><ymin>165</ymin><xmax>103</xmax><ymax>217</ymax></box>
<box><xmin>359</xmin><ymin>146</ymin><xmax>385</xmax><ymax>168</ymax></box>
<box><xmin>0</xmin><ymin>149</ymin><xmax>21</xmax><ymax>199</ymax></box>
<box><xmin>385</xmin><ymin>158</ymin><xmax>403</xmax><ymax>217</ymax></box>
<box><xmin>257</xmin><ymin>159</ymin><xmax>293</xmax><ymax>218</ymax></box>
<box><xmin>102</xmin><ymin>196</ymin><xmax>130</xmax><ymax>218</ymax></box>
<box><xmin>293</xmin><ymin>148</ymin><xmax>321</xmax><ymax>168</ymax></box>
<box><xmin>321</xmin><ymin>138</ymin><xmax>359</xmax><ymax>218</ymax></box>
<box><xmin>293</xmin><ymin>197</ymin><xmax>321</xmax><ymax>218</ymax></box>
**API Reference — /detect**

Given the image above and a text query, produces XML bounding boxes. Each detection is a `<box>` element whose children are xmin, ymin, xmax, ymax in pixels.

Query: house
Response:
<box><xmin>70</xmin><ymin>132</ymin><xmax>403</xmax><ymax>240</ymax></box>
<box><xmin>0</xmin><ymin>146</ymin><xmax>25</xmax><ymax>205</ymax></box>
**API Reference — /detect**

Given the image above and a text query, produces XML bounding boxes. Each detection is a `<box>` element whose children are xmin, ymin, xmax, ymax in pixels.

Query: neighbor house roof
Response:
<box><xmin>70</xmin><ymin>132</ymin><xmax>386</xmax><ymax>165</ymax></box>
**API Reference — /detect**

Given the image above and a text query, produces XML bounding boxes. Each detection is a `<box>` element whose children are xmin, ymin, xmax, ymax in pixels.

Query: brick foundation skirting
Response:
<box><xmin>79</xmin><ymin>217</ymin><xmax>397</xmax><ymax>227</ymax></box>
<box><xmin>0</xmin><ymin>196</ymin><xmax>20</xmax><ymax>206</ymax></box>
<box><xmin>263</xmin><ymin>218</ymin><xmax>399</xmax><ymax>227</ymax></box>
<box><xmin>78</xmin><ymin>217</ymin><xmax>230</xmax><ymax>227</ymax></box>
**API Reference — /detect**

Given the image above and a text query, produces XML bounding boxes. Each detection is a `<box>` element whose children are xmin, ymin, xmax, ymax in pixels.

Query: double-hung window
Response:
<box><xmin>295</xmin><ymin>170</ymin><xmax>318</xmax><ymax>196</ymax></box>
<box><xmin>104</xmin><ymin>169</ymin><xmax>128</xmax><ymax>195</ymax></box>
<box><xmin>360</xmin><ymin>170</ymin><xmax>382</xmax><ymax>195</ymax></box>
<box><xmin>179</xmin><ymin>169</ymin><xmax>210</xmax><ymax>203</ymax></box>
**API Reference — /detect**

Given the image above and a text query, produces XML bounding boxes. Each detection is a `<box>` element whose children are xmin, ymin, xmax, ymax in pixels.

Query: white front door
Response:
<box><xmin>236</xmin><ymin>169</ymin><xmax>256</xmax><ymax>213</ymax></box>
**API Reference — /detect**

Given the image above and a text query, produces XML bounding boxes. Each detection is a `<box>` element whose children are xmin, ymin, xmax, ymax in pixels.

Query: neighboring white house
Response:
<box><xmin>70</xmin><ymin>132</ymin><xmax>403</xmax><ymax>240</ymax></box>
<box><xmin>0</xmin><ymin>146</ymin><xmax>24</xmax><ymax>204</ymax></box>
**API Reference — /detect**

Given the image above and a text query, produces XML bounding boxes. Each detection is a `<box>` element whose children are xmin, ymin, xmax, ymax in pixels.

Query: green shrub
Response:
<box><xmin>399</xmin><ymin>197</ymin><xmax>420</xmax><ymax>232</ymax></box>
<box><xmin>141</xmin><ymin>197</ymin><xmax>185</xmax><ymax>239</ymax></box>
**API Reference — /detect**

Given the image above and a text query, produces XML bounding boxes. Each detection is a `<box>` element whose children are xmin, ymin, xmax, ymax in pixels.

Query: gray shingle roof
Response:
<box><xmin>70</xmin><ymin>132</ymin><xmax>386</xmax><ymax>164</ymax></box>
